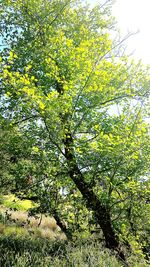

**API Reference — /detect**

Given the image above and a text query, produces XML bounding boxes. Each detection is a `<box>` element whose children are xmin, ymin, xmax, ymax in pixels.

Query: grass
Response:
<box><xmin>0</xmin><ymin>235</ymin><xmax>149</xmax><ymax>267</ymax></box>
<box><xmin>0</xmin><ymin>206</ymin><xmax>66</xmax><ymax>241</ymax></box>
<box><xmin>0</xmin><ymin>194</ymin><xmax>61</xmax><ymax>240</ymax></box>
<box><xmin>0</xmin><ymin>196</ymin><xmax>149</xmax><ymax>266</ymax></box>
<box><xmin>0</xmin><ymin>235</ymin><xmax>122</xmax><ymax>267</ymax></box>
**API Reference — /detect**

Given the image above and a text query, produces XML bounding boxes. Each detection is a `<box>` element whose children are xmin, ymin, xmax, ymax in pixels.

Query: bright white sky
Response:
<box><xmin>89</xmin><ymin>0</ymin><xmax>150</xmax><ymax>64</ymax></box>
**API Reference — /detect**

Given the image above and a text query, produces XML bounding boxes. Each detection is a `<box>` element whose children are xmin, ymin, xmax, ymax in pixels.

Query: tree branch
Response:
<box><xmin>12</xmin><ymin>115</ymin><xmax>39</xmax><ymax>125</ymax></box>
<box><xmin>43</xmin><ymin>118</ymin><xmax>66</xmax><ymax>157</ymax></box>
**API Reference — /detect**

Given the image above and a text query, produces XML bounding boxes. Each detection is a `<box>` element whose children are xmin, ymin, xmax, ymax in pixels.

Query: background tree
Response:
<box><xmin>0</xmin><ymin>0</ymin><xmax>150</xmax><ymax>263</ymax></box>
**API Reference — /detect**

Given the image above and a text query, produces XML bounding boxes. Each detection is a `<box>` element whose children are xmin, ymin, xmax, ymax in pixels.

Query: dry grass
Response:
<box><xmin>35</xmin><ymin>228</ymin><xmax>56</xmax><ymax>239</ymax></box>
<box><xmin>9</xmin><ymin>210</ymin><xmax>27</xmax><ymax>224</ymax></box>
<box><xmin>28</xmin><ymin>214</ymin><xmax>57</xmax><ymax>231</ymax></box>
<box><xmin>0</xmin><ymin>207</ymin><xmax>57</xmax><ymax>229</ymax></box>
<box><xmin>0</xmin><ymin>206</ymin><xmax>65</xmax><ymax>240</ymax></box>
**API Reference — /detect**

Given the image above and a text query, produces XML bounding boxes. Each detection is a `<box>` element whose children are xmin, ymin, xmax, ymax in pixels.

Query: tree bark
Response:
<box><xmin>55</xmin><ymin>82</ymin><xmax>127</xmax><ymax>264</ymax></box>
<box><xmin>63</xmin><ymin>128</ymin><xmax>126</xmax><ymax>262</ymax></box>
<box><xmin>52</xmin><ymin>208</ymin><xmax>72</xmax><ymax>240</ymax></box>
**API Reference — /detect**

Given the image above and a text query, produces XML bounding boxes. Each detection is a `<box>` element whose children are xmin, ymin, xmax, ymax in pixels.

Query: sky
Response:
<box><xmin>89</xmin><ymin>0</ymin><xmax>150</xmax><ymax>65</ymax></box>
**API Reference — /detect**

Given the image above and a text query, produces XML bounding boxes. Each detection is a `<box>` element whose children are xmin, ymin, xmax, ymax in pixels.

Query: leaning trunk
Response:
<box><xmin>53</xmin><ymin>208</ymin><xmax>72</xmax><ymax>240</ymax></box>
<box><xmin>55</xmin><ymin>82</ymin><xmax>127</xmax><ymax>264</ymax></box>
<box><xmin>63</xmin><ymin>127</ymin><xmax>126</xmax><ymax>262</ymax></box>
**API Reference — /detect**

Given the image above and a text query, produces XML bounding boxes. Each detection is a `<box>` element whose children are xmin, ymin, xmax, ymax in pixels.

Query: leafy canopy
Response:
<box><xmin>0</xmin><ymin>0</ymin><xmax>150</xmax><ymax>255</ymax></box>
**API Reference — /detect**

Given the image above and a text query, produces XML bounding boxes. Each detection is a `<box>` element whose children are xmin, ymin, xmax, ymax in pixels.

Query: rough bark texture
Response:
<box><xmin>63</xmin><ymin>128</ymin><xmax>126</xmax><ymax>262</ymax></box>
<box><xmin>56</xmin><ymin>83</ymin><xmax>127</xmax><ymax>264</ymax></box>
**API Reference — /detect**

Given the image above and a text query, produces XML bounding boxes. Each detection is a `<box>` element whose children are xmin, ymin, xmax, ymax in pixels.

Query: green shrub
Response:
<box><xmin>2</xmin><ymin>195</ymin><xmax>33</xmax><ymax>211</ymax></box>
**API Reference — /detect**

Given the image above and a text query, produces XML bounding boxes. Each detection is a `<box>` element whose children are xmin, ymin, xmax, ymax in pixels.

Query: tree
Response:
<box><xmin>0</xmin><ymin>0</ymin><xmax>150</xmax><ymax>263</ymax></box>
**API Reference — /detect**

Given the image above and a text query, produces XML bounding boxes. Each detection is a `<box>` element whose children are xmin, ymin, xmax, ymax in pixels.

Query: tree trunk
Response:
<box><xmin>56</xmin><ymin>82</ymin><xmax>127</xmax><ymax>264</ymax></box>
<box><xmin>63</xmin><ymin>129</ymin><xmax>127</xmax><ymax>262</ymax></box>
<box><xmin>52</xmin><ymin>208</ymin><xmax>72</xmax><ymax>240</ymax></box>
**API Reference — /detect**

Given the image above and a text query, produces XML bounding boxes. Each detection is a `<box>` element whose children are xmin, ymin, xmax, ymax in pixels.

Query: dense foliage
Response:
<box><xmin>0</xmin><ymin>0</ymin><xmax>150</xmax><ymax>264</ymax></box>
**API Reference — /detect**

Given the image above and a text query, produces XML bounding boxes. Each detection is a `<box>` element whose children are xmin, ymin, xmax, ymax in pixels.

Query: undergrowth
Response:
<box><xmin>0</xmin><ymin>235</ymin><xmax>149</xmax><ymax>267</ymax></box>
<box><xmin>0</xmin><ymin>199</ymin><xmax>149</xmax><ymax>266</ymax></box>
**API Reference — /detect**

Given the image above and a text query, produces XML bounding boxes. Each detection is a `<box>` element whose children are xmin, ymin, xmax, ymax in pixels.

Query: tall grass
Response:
<box><xmin>0</xmin><ymin>199</ymin><xmax>149</xmax><ymax>266</ymax></box>
<box><xmin>0</xmin><ymin>235</ymin><xmax>121</xmax><ymax>267</ymax></box>
<box><xmin>0</xmin><ymin>205</ymin><xmax>64</xmax><ymax>239</ymax></box>
<box><xmin>0</xmin><ymin>235</ymin><xmax>149</xmax><ymax>267</ymax></box>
